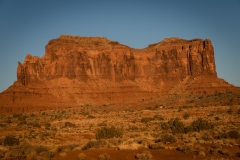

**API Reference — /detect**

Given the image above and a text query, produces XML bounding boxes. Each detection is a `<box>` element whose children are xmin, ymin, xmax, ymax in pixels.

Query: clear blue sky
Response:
<box><xmin>0</xmin><ymin>0</ymin><xmax>240</xmax><ymax>92</ymax></box>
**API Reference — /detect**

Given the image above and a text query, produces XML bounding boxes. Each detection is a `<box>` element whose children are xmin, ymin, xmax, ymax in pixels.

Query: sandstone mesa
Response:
<box><xmin>0</xmin><ymin>35</ymin><xmax>239</xmax><ymax>113</ymax></box>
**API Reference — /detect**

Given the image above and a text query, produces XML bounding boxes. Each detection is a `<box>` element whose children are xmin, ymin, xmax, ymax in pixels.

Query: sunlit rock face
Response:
<box><xmin>0</xmin><ymin>35</ymin><xmax>239</xmax><ymax>113</ymax></box>
<box><xmin>17</xmin><ymin>36</ymin><xmax>216</xmax><ymax>85</ymax></box>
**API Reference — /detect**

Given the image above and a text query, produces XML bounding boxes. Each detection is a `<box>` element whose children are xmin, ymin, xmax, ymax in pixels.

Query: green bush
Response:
<box><xmin>33</xmin><ymin>123</ymin><xmax>41</xmax><ymax>128</ymax></box>
<box><xmin>214</xmin><ymin>117</ymin><xmax>220</xmax><ymax>121</ymax></box>
<box><xmin>168</xmin><ymin>118</ymin><xmax>185</xmax><ymax>134</ymax></box>
<box><xmin>227</xmin><ymin>130</ymin><xmax>239</xmax><ymax>139</ymax></box>
<box><xmin>98</xmin><ymin>153</ymin><xmax>111</xmax><ymax>160</ymax></box>
<box><xmin>218</xmin><ymin>149</ymin><xmax>230</xmax><ymax>156</ymax></box>
<box><xmin>157</xmin><ymin>134</ymin><xmax>177</xmax><ymax>144</ymax></box>
<box><xmin>183</xmin><ymin>113</ymin><xmax>190</xmax><ymax>120</ymax></box>
<box><xmin>13</xmin><ymin>113</ymin><xmax>22</xmax><ymax>118</ymax></box>
<box><xmin>237</xmin><ymin>109</ymin><xmax>240</xmax><ymax>114</ymax></box>
<box><xmin>141</xmin><ymin>117</ymin><xmax>154</xmax><ymax>123</ymax></box>
<box><xmin>65</xmin><ymin>122</ymin><xmax>76</xmax><ymax>128</ymax></box>
<box><xmin>45</xmin><ymin>122</ymin><xmax>51</xmax><ymax>130</ymax></box>
<box><xmin>186</xmin><ymin>118</ymin><xmax>214</xmax><ymax>132</ymax></box>
<box><xmin>161</xmin><ymin>122</ymin><xmax>170</xmax><ymax>130</ymax></box>
<box><xmin>135</xmin><ymin>150</ymin><xmax>153</xmax><ymax>160</ymax></box>
<box><xmin>82</xmin><ymin>140</ymin><xmax>108</xmax><ymax>150</ymax></box>
<box><xmin>4</xmin><ymin>135</ymin><xmax>20</xmax><ymax>146</ymax></box>
<box><xmin>96</xmin><ymin>126</ymin><xmax>123</xmax><ymax>140</ymax></box>
<box><xmin>148</xmin><ymin>143</ymin><xmax>165</xmax><ymax>150</ymax></box>
<box><xmin>0</xmin><ymin>123</ymin><xmax>6</xmax><ymax>127</ymax></box>
<box><xmin>227</xmin><ymin>108</ymin><xmax>233</xmax><ymax>114</ymax></box>
<box><xmin>153</xmin><ymin>114</ymin><xmax>164</xmax><ymax>121</ymax></box>
<box><xmin>87</xmin><ymin>115</ymin><xmax>95</xmax><ymax>119</ymax></box>
<box><xmin>236</xmin><ymin>152</ymin><xmax>240</xmax><ymax>157</ymax></box>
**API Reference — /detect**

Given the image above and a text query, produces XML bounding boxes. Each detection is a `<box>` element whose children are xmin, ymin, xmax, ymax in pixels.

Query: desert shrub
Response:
<box><xmin>18</xmin><ymin>119</ymin><xmax>27</xmax><ymax>125</ymax></box>
<box><xmin>141</xmin><ymin>117</ymin><xmax>154</xmax><ymax>123</ymax></box>
<box><xmin>227</xmin><ymin>108</ymin><xmax>233</xmax><ymax>114</ymax></box>
<box><xmin>236</xmin><ymin>152</ymin><xmax>240</xmax><ymax>157</ymax></box>
<box><xmin>27</xmin><ymin>151</ymin><xmax>37</xmax><ymax>160</ymax></box>
<box><xmin>0</xmin><ymin>123</ymin><xmax>6</xmax><ymax>127</ymax></box>
<box><xmin>218</xmin><ymin>132</ymin><xmax>228</xmax><ymax>139</ymax></box>
<box><xmin>32</xmin><ymin>123</ymin><xmax>41</xmax><ymax>128</ymax></box>
<box><xmin>211</xmin><ymin>144</ymin><xmax>222</xmax><ymax>150</ymax></box>
<box><xmin>65</xmin><ymin>122</ymin><xmax>76</xmax><ymax>128</ymax></box>
<box><xmin>19</xmin><ymin>115</ymin><xmax>28</xmax><ymax>120</ymax></box>
<box><xmin>157</xmin><ymin>134</ymin><xmax>177</xmax><ymax>144</ymax></box>
<box><xmin>58</xmin><ymin>143</ymin><xmax>78</xmax><ymax>152</ymax></box>
<box><xmin>198</xmin><ymin>151</ymin><xmax>205</xmax><ymax>157</ymax></box>
<box><xmin>148</xmin><ymin>143</ymin><xmax>165</xmax><ymax>150</ymax></box>
<box><xmin>5</xmin><ymin>118</ymin><xmax>11</xmax><ymax>124</ymax></box>
<box><xmin>129</xmin><ymin>125</ymin><xmax>138</xmax><ymax>131</ymax></box>
<box><xmin>160</xmin><ymin>122</ymin><xmax>170</xmax><ymax>130</ymax></box>
<box><xmin>237</xmin><ymin>109</ymin><xmax>240</xmax><ymax>114</ymax></box>
<box><xmin>183</xmin><ymin>112</ymin><xmax>190</xmax><ymax>120</ymax></box>
<box><xmin>38</xmin><ymin>151</ymin><xmax>52</xmax><ymax>159</ymax></box>
<box><xmin>168</xmin><ymin>118</ymin><xmax>185</xmax><ymax>134</ymax></box>
<box><xmin>98</xmin><ymin>122</ymin><xmax>107</xmax><ymax>127</ymax></box>
<box><xmin>4</xmin><ymin>149</ymin><xmax>23</xmax><ymax>159</ymax></box>
<box><xmin>45</xmin><ymin>122</ymin><xmax>51</xmax><ymax>128</ymax></box>
<box><xmin>209</xmin><ymin>149</ymin><xmax>218</xmax><ymax>155</ymax></box>
<box><xmin>77</xmin><ymin>153</ymin><xmax>86</xmax><ymax>160</ymax></box>
<box><xmin>187</xmin><ymin>100</ymin><xmax>194</xmax><ymax>104</ymax></box>
<box><xmin>98</xmin><ymin>153</ymin><xmax>111</xmax><ymax>160</ymax></box>
<box><xmin>0</xmin><ymin>151</ymin><xmax>3</xmax><ymax>158</ymax></box>
<box><xmin>96</xmin><ymin>126</ymin><xmax>123</xmax><ymax>140</ymax></box>
<box><xmin>5</xmin><ymin>149</ymin><xmax>24</xmax><ymax>159</ymax></box>
<box><xmin>82</xmin><ymin>140</ymin><xmax>108</xmax><ymax>150</ymax></box>
<box><xmin>117</xmin><ymin>140</ymin><xmax>141</xmax><ymax>150</ymax></box>
<box><xmin>218</xmin><ymin>149</ymin><xmax>230</xmax><ymax>156</ymax></box>
<box><xmin>227</xmin><ymin>130</ymin><xmax>240</xmax><ymax>139</ymax></box>
<box><xmin>13</xmin><ymin>113</ymin><xmax>22</xmax><ymax>118</ymax></box>
<box><xmin>214</xmin><ymin>117</ymin><xmax>220</xmax><ymax>121</ymax></box>
<box><xmin>34</xmin><ymin>145</ymin><xmax>48</xmax><ymax>154</ymax></box>
<box><xmin>186</xmin><ymin>118</ymin><xmax>214</xmax><ymax>132</ymax></box>
<box><xmin>88</xmin><ymin>115</ymin><xmax>95</xmax><ymax>119</ymax></box>
<box><xmin>153</xmin><ymin>114</ymin><xmax>164</xmax><ymax>121</ymax></box>
<box><xmin>201</xmin><ymin>131</ymin><xmax>213</xmax><ymax>141</ymax></box>
<box><xmin>4</xmin><ymin>135</ymin><xmax>19</xmax><ymax>146</ymax></box>
<box><xmin>81</xmin><ymin>111</ymin><xmax>89</xmax><ymax>116</ymax></box>
<box><xmin>135</xmin><ymin>150</ymin><xmax>152</xmax><ymax>160</ymax></box>
<box><xmin>176</xmin><ymin>145</ymin><xmax>194</xmax><ymax>153</ymax></box>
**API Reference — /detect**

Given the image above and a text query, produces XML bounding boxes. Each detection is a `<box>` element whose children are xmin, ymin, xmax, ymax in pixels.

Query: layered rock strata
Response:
<box><xmin>0</xmin><ymin>35</ymin><xmax>239</xmax><ymax>113</ymax></box>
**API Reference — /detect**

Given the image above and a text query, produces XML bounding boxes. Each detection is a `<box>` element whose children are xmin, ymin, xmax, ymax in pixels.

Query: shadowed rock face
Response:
<box><xmin>0</xmin><ymin>35</ymin><xmax>239</xmax><ymax>112</ymax></box>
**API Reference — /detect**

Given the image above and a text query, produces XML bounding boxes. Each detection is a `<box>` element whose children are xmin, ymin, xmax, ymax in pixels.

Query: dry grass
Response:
<box><xmin>0</xmin><ymin>99</ymin><xmax>239</xmax><ymax>159</ymax></box>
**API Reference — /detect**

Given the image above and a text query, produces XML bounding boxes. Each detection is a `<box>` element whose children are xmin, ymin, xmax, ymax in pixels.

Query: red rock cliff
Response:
<box><xmin>0</xmin><ymin>35</ymin><xmax>238</xmax><ymax>112</ymax></box>
<box><xmin>17</xmin><ymin>36</ymin><xmax>216</xmax><ymax>85</ymax></box>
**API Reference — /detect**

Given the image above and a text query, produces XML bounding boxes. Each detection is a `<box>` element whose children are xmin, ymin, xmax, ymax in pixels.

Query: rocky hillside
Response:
<box><xmin>0</xmin><ymin>35</ymin><xmax>239</xmax><ymax>113</ymax></box>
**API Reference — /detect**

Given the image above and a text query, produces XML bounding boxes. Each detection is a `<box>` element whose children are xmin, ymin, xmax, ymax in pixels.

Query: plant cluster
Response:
<box><xmin>161</xmin><ymin>118</ymin><xmax>214</xmax><ymax>134</ymax></box>
<box><xmin>3</xmin><ymin>135</ymin><xmax>20</xmax><ymax>146</ymax></box>
<box><xmin>96</xmin><ymin>126</ymin><xmax>123</xmax><ymax>140</ymax></box>
<box><xmin>82</xmin><ymin>140</ymin><xmax>108</xmax><ymax>150</ymax></box>
<box><xmin>185</xmin><ymin>118</ymin><xmax>214</xmax><ymax>132</ymax></box>
<box><xmin>135</xmin><ymin>150</ymin><xmax>153</xmax><ymax>160</ymax></box>
<box><xmin>65</xmin><ymin>122</ymin><xmax>76</xmax><ymax>128</ymax></box>
<box><xmin>157</xmin><ymin>134</ymin><xmax>177</xmax><ymax>144</ymax></box>
<box><xmin>141</xmin><ymin>117</ymin><xmax>154</xmax><ymax>123</ymax></box>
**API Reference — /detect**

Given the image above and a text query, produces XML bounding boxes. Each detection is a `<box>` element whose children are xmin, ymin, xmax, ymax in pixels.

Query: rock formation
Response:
<box><xmin>0</xmin><ymin>35</ymin><xmax>239</xmax><ymax>113</ymax></box>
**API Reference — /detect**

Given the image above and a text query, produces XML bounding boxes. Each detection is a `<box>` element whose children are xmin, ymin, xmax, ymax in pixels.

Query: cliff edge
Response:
<box><xmin>0</xmin><ymin>35</ymin><xmax>239</xmax><ymax>113</ymax></box>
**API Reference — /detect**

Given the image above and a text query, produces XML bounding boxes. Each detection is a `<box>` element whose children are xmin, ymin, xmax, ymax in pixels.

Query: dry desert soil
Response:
<box><xmin>0</xmin><ymin>93</ymin><xmax>240</xmax><ymax>160</ymax></box>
